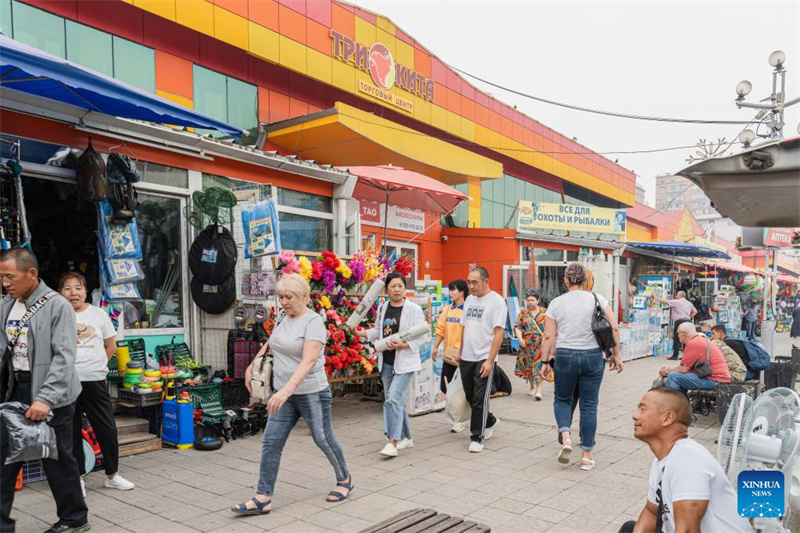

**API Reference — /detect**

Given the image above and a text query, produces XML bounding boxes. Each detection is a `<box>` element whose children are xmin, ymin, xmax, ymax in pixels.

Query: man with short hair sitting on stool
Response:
<box><xmin>658</xmin><ymin>322</ymin><xmax>730</xmax><ymax>394</ymax></box>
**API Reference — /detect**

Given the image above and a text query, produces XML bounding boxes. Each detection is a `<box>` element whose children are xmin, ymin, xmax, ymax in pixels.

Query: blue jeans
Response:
<box><xmin>746</xmin><ymin>319</ymin><xmax>756</xmax><ymax>340</ymax></box>
<box><xmin>381</xmin><ymin>363</ymin><xmax>413</xmax><ymax>442</ymax></box>
<box><xmin>257</xmin><ymin>387</ymin><xmax>349</xmax><ymax>495</ymax></box>
<box><xmin>665</xmin><ymin>372</ymin><xmax>717</xmax><ymax>394</ymax></box>
<box><xmin>553</xmin><ymin>348</ymin><xmax>604</xmax><ymax>451</ymax></box>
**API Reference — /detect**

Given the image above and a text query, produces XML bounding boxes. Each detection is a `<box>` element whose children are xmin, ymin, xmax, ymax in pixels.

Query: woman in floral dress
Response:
<box><xmin>514</xmin><ymin>290</ymin><xmax>548</xmax><ymax>399</ymax></box>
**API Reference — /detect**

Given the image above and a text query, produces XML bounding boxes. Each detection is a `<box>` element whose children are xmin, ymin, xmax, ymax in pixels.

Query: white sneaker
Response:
<box><xmin>380</xmin><ymin>443</ymin><xmax>398</xmax><ymax>457</ymax></box>
<box><xmin>468</xmin><ymin>441</ymin><xmax>484</xmax><ymax>453</ymax></box>
<box><xmin>484</xmin><ymin>418</ymin><xmax>499</xmax><ymax>440</ymax></box>
<box><xmin>104</xmin><ymin>474</ymin><xmax>135</xmax><ymax>491</ymax></box>
<box><xmin>79</xmin><ymin>477</ymin><xmax>86</xmax><ymax>498</ymax></box>
<box><xmin>527</xmin><ymin>389</ymin><xmax>537</xmax><ymax>396</ymax></box>
<box><xmin>450</xmin><ymin>422</ymin><xmax>466</xmax><ymax>433</ymax></box>
<box><xmin>396</xmin><ymin>438</ymin><xmax>414</xmax><ymax>450</ymax></box>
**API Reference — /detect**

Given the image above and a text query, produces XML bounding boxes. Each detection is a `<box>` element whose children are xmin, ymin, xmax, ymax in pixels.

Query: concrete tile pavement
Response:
<box><xmin>10</xmin><ymin>332</ymin><xmax>798</xmax><ymax>532</ymax></box>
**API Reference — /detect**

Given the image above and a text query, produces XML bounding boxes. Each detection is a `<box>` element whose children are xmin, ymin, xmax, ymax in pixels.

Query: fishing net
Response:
<box><xmin>183</xmin><ymin>187</ymin><xmax>237</xmax><ymax>230</ymax></box>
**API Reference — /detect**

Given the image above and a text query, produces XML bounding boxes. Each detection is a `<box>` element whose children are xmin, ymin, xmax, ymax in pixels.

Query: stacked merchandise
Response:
<box><xmin>621</xmin><ymin>308</ymin><xmax>651</xmax><ymax>361</ymax></box>
<box><xmin>97</xmin><ymin>200</ymin><xmax>143</xmax><ymax>303</ymax></box>
<box><xmin>713</xmin><ymin>285</ymin><xmax>743</xmax><ymax>338</ymax></box>
<box><xmin>403</xmin><ymin>295</ymin><xmax>440</xmax><ymax>416</ymax></box>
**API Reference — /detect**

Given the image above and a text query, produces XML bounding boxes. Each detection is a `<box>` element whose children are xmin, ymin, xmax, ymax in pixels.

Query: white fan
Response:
<box><xmin>717</xmin><ymin>388</ymin><xmax>800</xmax><ymax>533</ymax></box>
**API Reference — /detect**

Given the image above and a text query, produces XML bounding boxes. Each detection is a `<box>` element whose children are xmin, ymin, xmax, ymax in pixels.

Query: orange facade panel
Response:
<box><xmin>278</xmin><ymin>3</ymin><xmax>306</xmax><ymax>44</ymax></box>
<box><xmin>331</xmin><ymin>2</ymin><xmax>355</xmax><ymax>39</ymax></box>
<box><xmin>155</xmin><ymin>50</ymin><xmax>193</xmax><ymax>99</ymax></box>
<box><xmin>248</xmin><ymin>0</ymin><xmax>279</xmax><ymax>30</ymax></box>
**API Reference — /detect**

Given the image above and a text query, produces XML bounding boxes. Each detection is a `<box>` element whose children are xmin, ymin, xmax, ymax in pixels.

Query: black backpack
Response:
<box><xmin>106</xmin><ymin>153</ymin><xmax>140</xmax><ymax>220</ymax></box>
<box><xmin>191</xmin><ymin>275</ymin><xmax>236</xmax><ymax>315</ymax></box>
<box><xmin>188</xmin><ymin>225</ymin><xmax>237</xmax><ymax>285</ymax></box>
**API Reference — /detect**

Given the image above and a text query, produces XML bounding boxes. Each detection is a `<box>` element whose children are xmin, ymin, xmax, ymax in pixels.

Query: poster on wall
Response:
<box><xmin>517</xmin><ymin>201</ymin><xmax>627</xmax><ymax>238</ymax></box>
<box><xmin>241</xmin><ymin>201</ymin><xmax>281</xmax><ymax>258</ymax></box>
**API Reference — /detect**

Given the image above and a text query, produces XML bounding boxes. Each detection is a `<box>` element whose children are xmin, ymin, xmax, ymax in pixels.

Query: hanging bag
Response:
<box><xmin>441</xmin><ymin>305</ymin><xmax>460</xmax><ymax>366</ymax></box>
<box><xmin>591</xmin><ymin>293</ymin><xmax>616</xmax><ymax>353</ymax></box>
<box><xmin>249</xmin><ymin>312</ymin><xmax>285</xmax><ymax>405</ymax></box>
<box><xmin>693</xmin><ymin>337</ymin><xmax>713</xmax><ymax>379</ymax></box>
<box><xmin>76</xmin><ymin>139</ymin><xmax>108</xmax><ymax>202</ymax></box>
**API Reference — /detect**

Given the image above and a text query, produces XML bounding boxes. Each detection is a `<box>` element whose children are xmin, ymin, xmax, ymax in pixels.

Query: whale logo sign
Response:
<box><xmin>738</xmin><ymin>470</ymin><xmax>784</xmax><ymax>518</ymax></box>
<box><xmin>368</xmin><ymin>43</ymin><xmax>395</xmax><ymax>90</ymax></box>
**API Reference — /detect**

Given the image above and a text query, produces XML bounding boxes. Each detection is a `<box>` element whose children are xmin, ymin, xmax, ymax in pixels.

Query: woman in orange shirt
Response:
<box><xmin>433</xmin><ymin>279</ymin><xmax>467</xmax><ymax>432</ymax></box>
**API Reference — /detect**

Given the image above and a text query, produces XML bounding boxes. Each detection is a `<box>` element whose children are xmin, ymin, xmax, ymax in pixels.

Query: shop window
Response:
<box><xmin>481</xmin><ymin>200</ymin><xmax>494</xmax><ymax>229</ymax></box>
<box><xmin>227</xmin><ymin>77</ymin><xmax>258</xmax><ymax>137</ymax></box>
<box><xmin>566</xmin><ymin>251</ymin><xmax>579</xmax><ymax>262</ymax></box>
<box><xmin>492</xmin><ymin>201</ymin><xmax>504</xmax><ymax>228</ymax></box>
<box><xmin>193</xmin><ymin>66</ymin><xmax>228</xmax><ymax>125</ymax></box>
<box><xmin>136</xmin><ymin>161</ymin><xmax>189</xmax><ymax>189</ymax></box>
<box><xmin>11</xmin><ymin>1</ymin><xmax>65</xmax><ymax>57</ymax></box>
<box><xmin>521</xmin><ymin>246</ymin><xmax>532</xmax><ymax>262</ymax></box>
<box><xmin>0</xmin><ymin>134</ymin><xmax>70</xmax><ymax>165</ymax></box>
<box><xmin>1</xmin><ymin>0</ymin><xmax>11</xmax><ymax>36</ymax></box>
<box><xmin>129</xmin><ymin>194</ymin><xmax>184</xmax><ymax>329</ymax></box>
<box><xmin>534</xmin><ymin>248</ymin><xmax>564</xmax><ymax>262</ymax></box>
<box><xmin>450</xmin><ymin>183</ymin><xmax>469</xmax><ymax>228</ymax></box>
<box><xmin>481</xmin><ymin>179</ymin><xmax>493</xmax><ymax>202</ymax></box>
<box><xmin>278</xmin><ymin>212</ymin><xmax>332</xmax><ymax>252</ymax></box>
<box><xmin>113</xmin><ymin>36</ymin><xmax>155</xmax><ymax>93</ymax></box>
<box><xmin>66</xmin><ymin>20</ymin><xmax>112</xmax><ymax>76</ymax></box>
<box><xmin>277</xmin><ymin>188</ymin><xmax>332</xmax><ymax>213</ymax></box>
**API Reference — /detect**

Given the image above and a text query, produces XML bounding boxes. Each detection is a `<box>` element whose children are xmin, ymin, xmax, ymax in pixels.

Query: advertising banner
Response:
<box><xmin>517</xmin><ymin>201</ymin><xmax>627</xmax><ymax>237</ymax></box>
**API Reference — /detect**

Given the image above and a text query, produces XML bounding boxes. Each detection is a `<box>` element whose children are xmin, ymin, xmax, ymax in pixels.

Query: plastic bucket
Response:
<box><xmin>115</xmin><ymin>347</ymin><xmax>130</xmax><ymax>377</ymax></box>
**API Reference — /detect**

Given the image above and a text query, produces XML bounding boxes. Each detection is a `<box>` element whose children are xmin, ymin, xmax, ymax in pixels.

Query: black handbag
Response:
<box><xmin>591</xmin><ymin>293</ymin><xmax>616</xmax><ymax>353</ymax></box>
<box><xmin>693</xmin><ymin>337</ymin><xmax>712</xmax><ymax>379</ymax></box>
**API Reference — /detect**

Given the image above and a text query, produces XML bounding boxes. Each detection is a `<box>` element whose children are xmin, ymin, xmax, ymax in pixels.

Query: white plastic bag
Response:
<box><xmin>444</xmin><ymin>369</ymin><xmax>471</xmax><ymax>424</ymax></box>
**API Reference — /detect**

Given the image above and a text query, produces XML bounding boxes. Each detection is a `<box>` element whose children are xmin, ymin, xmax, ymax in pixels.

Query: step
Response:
<box><xmin>118</xmin><ymin>432</ymin><xmax>161</xmax><ymax>458</ymax></box>
<box><xmin>115</xmin><ymin>415</ymin><xmax>149</xmax><ymax>436</ymax></box>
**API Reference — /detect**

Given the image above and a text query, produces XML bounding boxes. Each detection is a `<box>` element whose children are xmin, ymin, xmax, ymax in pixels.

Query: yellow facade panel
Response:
<box><xmin>248</xmin><ymin>21</ymin><xmax>279</xmax><ymax>63</ymax></box>
<box><xmin>307</xmin><ymin>49</ymin><xmax>332</xmax><ymax>85</ymax></box>
<box><xmin>331</xmin><ymin>59</ymin><xmax>355</xmax><ymax>93</ymax></box>
<box><xmin>468</xmin><ymin>178</ymin><xmax>482</xmax><ymax>228</ymax></box>
<box><xmin>412</xmin><ymin>96</ymin><xmax>431</xmax><ymax>124</ymax></box>
<box><xmin>214</xmin><ymin>5</ymin><xmax>248</xmax><ymax>50</ymax></box>
<box><xmin>132</xmin><ymin>0</ymin><xmax>176</xmax><ymax>20</ymax></box>
<box><xmin>461</xmin><ymin>119</ymin><xmax>475</xmax><ymax>143</ymax></box>
<box><xmin>445</xmin><ymin>110</ymin><xmax>461</xmax><ymax>137</ymax></box>
<box><xmin>376</xmin><ymin>16</ymin><xmax>396</xmax><ymax>35</ymax></box>
<box><xmin>156</xmin><ymin>89</ymin><xmax>193</xmax><ymax>109</ymax></box>
<box><xmin>395</xmin><ymin>40</ymin><xmax>414</xmax><ymax>70</ymax></box>
<box><xmin>175</xmin><ymin>0</ymin><xmax>214</xmax><ymax>36</ymax></box>
<box><xmin>354</xmin><ymin>17</ymin><xmax>376</xmax><ymax>46</ymax></box>
<box><xmin>279</xmin><ymin>35</ymin><xmax>307</xmax><ymax>74</ymax></box>
<box><xmin>376</xmin><ymin>28</ymin><xmax>395</xmax><ymax>56</ymax></box>
<box><xmin>430</xmin><ymin>104</ymin><xmax>447</xmax><ymax>131</ymax></box>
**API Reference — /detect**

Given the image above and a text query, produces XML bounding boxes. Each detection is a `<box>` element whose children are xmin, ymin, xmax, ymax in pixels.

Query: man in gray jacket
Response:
<box><xmin>0</xmin><ymin>248</ymin><xmax>88</xmax><ymax>533</ymax></box>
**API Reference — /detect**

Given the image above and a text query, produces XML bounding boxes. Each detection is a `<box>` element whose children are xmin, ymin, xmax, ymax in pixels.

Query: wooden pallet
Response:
<box><xmin>116</xmin><ymin>415</ymin><xmax>161</xmax><ymax>458</ymax></box>
<box><xmin>360</xmin><ymin>509</ymin><xmax>491</xmax><ymax>533</ymax></box>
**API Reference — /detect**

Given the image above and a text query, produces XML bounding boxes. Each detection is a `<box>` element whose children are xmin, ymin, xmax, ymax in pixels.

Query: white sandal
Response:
<box><xmin>558</xmin><ymin>441</ymin><xmax>573</xmax><ymax>464</ymax></box>
<box><xmin>580</xmin><ymin>458</ymin><xmax>596</xmax><ymax>471</ymax></box>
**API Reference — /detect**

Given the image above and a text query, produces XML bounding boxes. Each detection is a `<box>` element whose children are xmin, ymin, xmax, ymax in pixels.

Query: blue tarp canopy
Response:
<box><xmin>627</xmin><ymin>240</ymin><xmax>730</xmax><ymax>259</ymax></box>
<box><xmin>0</xmin><ymin>34</ymin><xmax>244</xmax><ymax>140</ymax></box>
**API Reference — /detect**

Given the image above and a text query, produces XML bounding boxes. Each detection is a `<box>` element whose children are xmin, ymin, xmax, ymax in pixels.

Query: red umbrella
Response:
<box><xmin>341</xmin><ymin>165</ymin><xmax>469</xmax><ymax>251</ymax></box>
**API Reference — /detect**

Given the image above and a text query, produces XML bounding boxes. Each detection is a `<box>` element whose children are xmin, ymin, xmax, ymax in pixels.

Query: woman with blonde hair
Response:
<box><xmin>233</xmin><ymin>273</ymin><xmax>352</xmax><ymax>516</ymax></box>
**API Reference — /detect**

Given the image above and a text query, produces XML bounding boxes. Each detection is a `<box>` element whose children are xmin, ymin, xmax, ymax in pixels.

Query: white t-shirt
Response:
<box><xmin>648</xmin><ymin>438</ymin><xmax>751</xmax><ymax>533</ymax></box>
<box><xmin>75</xmin><ymin>305</ymin><xmax>117</xmax><ymax>382</ymax></box>
<box><xmin>545</xmin><ymin>291</ymin><xmax>609</xmax><ymax>350</ymax></box>
<box><xmin>6</xmin><ymin>300</ymin><xmax>30</xmax><ymax>372</ymax></box>
<box><xmin>461</xmin><ymin>291</ymin><xmax>507</xmax><ymax>362</ymax></box>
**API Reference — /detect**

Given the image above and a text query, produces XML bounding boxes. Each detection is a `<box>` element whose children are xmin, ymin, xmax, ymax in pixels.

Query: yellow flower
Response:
<box><xmin>336</xmin><ymin>264</ymin><xmax>352</xmax><ymax>279</ymax></box>
<box><xmin>298</xmin><ymin>257</ymin><xmax>312</xmax><ymax>281</ymax></box>
<box><xmin>319</xmin><ymin>295</ymin><xmax>332</xmax><ymax>309</ymax></box>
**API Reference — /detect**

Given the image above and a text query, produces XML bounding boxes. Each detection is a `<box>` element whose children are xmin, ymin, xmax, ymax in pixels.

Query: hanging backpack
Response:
<box><xmin>106</xmin><ymin>153</ymin><xmax>140</xmax><ymax>220</ymax></box>
<box><xmin>190</xmin><ymin>275</ymin><xmax>236</xmax><ymax>315</ymax></box>
<box><xmin>76</xmin><ymin>139</ymin><xmax>108</xmax><ymax>202</ymax></box>
<box><xmin>189</xmin><ymin>224</ymin><xmax>237</xmax><ymax>285</ymax></box>
<box><xmin>742</xmin><ymin>339</ymin><xmax>771</xmax><ymax>371</ymax></box>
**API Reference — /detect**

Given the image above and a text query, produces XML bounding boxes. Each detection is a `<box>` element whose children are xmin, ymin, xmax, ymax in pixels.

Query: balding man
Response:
<box><xmin>619</xmin><ymin>388</ymin><xmax>750</xmax><ymax>533</ymax></box>
<box><xmin>652</xmin><ymin>291</ymin><xmax>697</xmax><ymax>360</ymax></box>
<box><xmin>658</xmin><ymin>322</ymin><xmax>730</xmax><ymax>393</ymax></box>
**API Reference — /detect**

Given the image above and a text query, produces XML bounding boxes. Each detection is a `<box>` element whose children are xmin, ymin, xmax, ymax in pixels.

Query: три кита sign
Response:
<box><xmin>330</xmin><ymin>30</ymin><xmax>434</xmax><ymax>113</ymax></box>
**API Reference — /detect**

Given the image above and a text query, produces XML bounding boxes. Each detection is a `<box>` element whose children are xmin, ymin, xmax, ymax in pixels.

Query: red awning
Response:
<box><xmin>701</xmin><ymin>261</ymin><xmax>759</xmax><ymax>274</ymax></box>
<box><xmin>342</xmin><ymin>165</ymin><xmax>469</xmax><ymax>215</ymax></box>
<box><xmin>778</xmin><ymin>274</ymin><xmax>800</xmax><ymax>285</ymax></box>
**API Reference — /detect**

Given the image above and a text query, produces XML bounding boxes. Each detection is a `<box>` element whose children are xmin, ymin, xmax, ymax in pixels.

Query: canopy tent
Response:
<box><xmin>778</xmin><ymin>274</ymin><xmax>800</xmax><ymax>285</ymax></box>
<box><xmin>0</xmin><ymin>34</ymin><xmax>243</xmax><ymax>139</ymax></box>
<box><xmin>701</xmin><ymin>261</ymin><xmax>759</xmax><ymax>274</ymax></box>
<box><xmin>341</xmin><ymin>165</ymin><xmax>468</xmax><ymax>251</ymax></box>
<box><xmin>627</xmin><ymin>240</ymin><xmax>730</xmax><ymax>259</ymax></box>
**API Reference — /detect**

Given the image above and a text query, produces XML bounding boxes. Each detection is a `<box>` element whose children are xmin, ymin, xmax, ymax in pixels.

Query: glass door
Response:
<box><xmin>385</xmin><ymin>240</ymin><xmax>418</xmax><ymax>288</ymax></box>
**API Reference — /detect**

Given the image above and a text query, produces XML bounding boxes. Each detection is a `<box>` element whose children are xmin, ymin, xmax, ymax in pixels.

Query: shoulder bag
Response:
<box><xmin>591</xmin><ymin>293</ymin><xmax>616</xmax><ymax>353</ymax></box>
<box><xmin>692</xmin><ymin>336</ymin><xmax>712</xmax><ymax>379</ymax></box>
<box><xmin>1</xmin><ymin>291</ymin><xmax>58</xmax><ymax>368</ymax></box>
<box><xmin>441</xmin><ymin>305</ymin><xmax>460</xmax><ymax>366</ymax></box>
<box><xmin>249</xmin><ymin>311</ymin><xmax>286</xmax><ymax>405</ymax></box>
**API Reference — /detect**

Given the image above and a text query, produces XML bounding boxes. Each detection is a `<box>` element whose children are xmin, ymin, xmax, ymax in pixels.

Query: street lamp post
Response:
<box><xmin>734</xmin><ymin>50</ymin><xmax>800</xmax><ymax>140</ymax></box>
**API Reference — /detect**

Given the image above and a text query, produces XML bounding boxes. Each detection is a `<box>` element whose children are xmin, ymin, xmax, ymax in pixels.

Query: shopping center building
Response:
<box><xmin>7</xmin><ymin>0</ymin><xmax>784</xmax><ymax>365</ymax></box>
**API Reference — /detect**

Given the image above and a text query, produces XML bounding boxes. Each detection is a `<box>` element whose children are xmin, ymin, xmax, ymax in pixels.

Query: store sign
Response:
<box><xmin>330</xmin><ymin>30</ymin><xmax>434</xmax><ymax>111</ymax></box>
<box><xmin>764</xmin><ymin>228</ymin><xmax>797</xmax><ymax>248</ymax></box>
<box><xmin>517</xmin><ymin>201</ymin><xmax>627</xmax><ymax>237</ymax></box>
<box><xmin>360</xmin><ymin>200</ymin><xmax>426</xmax><ymax>234</ymax></box>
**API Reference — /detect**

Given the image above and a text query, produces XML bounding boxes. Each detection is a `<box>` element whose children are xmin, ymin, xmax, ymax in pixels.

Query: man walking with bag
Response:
<box><xmin>0</xmin><ymin>248</ymin><xmax>89</xmax><ymax>533</ymax></box>
<box><xmin>457</xmin><ymin>267</ymin><xmax>506</xmax><ymax>453</ymax></box>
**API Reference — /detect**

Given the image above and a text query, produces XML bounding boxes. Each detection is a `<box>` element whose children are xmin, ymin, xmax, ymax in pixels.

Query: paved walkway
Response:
<box><xmin>12</xmin><ymin>333</ymin><xmax>798</xmax><ymax>532</ymax></box>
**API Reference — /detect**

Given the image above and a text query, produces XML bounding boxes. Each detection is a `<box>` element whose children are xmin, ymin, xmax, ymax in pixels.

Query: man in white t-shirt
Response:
<box><xmin>619</xmin><ymin>387</ymin><xmax>750</xmax><ymax>533</ymax></box>
<box><xmin>457</xmin><ymin>267</ymin><xmax>507</xmax><ymax>453</ymax></box>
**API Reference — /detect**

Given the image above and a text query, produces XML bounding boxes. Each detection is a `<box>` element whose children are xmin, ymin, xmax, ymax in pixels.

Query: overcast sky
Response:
<box><xmin>350</xmin><ymin>0</ymin><xmax>800</xmax><ymax>206</ymax></box>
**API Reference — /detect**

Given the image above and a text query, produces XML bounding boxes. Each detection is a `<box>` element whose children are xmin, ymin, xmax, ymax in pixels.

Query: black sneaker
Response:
<box><xmin>667</xmin><ymin>356</ymin><xmax>679</xmax><ymax>360</ymax></box>
<box><xmin>43</xmin><ymin>523</ymin><xmax>91</xmax><ymax>533</ymax></box>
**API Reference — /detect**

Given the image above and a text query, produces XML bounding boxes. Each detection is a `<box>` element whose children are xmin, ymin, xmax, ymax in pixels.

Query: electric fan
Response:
<box><xmin>718</xmin><ymin>388</ymin><xmax>800</xmax><ymax>533</ymax></box>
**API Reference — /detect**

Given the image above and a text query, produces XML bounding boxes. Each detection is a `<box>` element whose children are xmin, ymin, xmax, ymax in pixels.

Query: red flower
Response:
<box><xmin>311</xmin><ymin>261</ymin><xmax>323</xmax><ymax>281</ymax></box>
